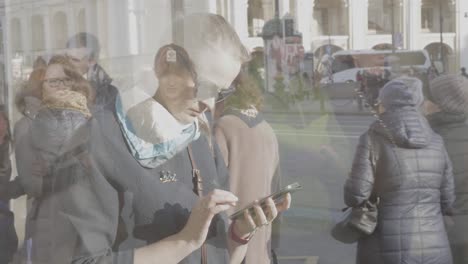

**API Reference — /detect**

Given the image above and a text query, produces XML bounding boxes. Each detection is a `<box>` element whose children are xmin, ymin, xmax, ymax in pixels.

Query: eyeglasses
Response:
<box><xmin>44</xmin><ymin>78</ymin><xmax>73</xmax><ymax>88</ymax></box>
<box><xmin>66</xmin><ymin>53</ymin><xmax>89</xmax><ymax>63</ymax></box>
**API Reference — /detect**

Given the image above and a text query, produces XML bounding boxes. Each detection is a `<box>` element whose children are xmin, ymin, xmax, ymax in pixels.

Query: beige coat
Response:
<box><xmin>215</xmin><ymin>112</ymin><xmax>280</xmax><ymax>264</ymax></box>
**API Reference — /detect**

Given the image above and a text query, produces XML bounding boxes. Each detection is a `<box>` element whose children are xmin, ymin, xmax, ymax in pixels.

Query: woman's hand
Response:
<box><xmin>232</xmin><ymin>193</ymin><xmax>292</xmax><ymax>240</ymax></box>
<box><xmin>180</xmin><ymin>189</ymin><xmax>238</xmax><ymax>249</ymax></box>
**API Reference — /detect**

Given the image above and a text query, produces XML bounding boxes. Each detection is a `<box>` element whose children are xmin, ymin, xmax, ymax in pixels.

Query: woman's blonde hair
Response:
<box><xmin>175</xmin><ymin>13</ymin><xmax>251</xmax><ymax>65</ymax></box>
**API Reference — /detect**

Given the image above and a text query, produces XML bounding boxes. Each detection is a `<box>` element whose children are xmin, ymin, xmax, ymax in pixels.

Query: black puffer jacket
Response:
<box><xmin>345</xmin><ymin>108</ymin><xmax>455</xmax><ymax>264</ymax></box>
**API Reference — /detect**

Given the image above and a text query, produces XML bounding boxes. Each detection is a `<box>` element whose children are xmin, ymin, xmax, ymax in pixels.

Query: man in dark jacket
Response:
<box><xmin>66</xmin><ymin>32</ymin><xmax>117</xmax><ymax>112</ymax></box>
<box><xmin>345</xmin><ymin>77</ymin><xmax>455</xmax><ymax>264</ymax></box>
<box><xmin>426</xmin><ymin>74</ymin><xmax>468</xmax><ymax>264</ymax></box>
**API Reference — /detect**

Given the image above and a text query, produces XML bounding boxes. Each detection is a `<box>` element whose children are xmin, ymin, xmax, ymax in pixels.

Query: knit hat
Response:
<box><xmin>429</xmin><ymin>74</ymin><xmax>468</xmax><ymax>114</ymax></box>
<box><xmin>378</xmin><ymin>77</ymin><xmax>424</xmax><ymax>109</ymax></box>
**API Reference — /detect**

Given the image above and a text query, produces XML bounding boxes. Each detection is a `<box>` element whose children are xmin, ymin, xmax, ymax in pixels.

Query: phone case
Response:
<box><xmin>228</xmin><ymin>182</ymin><xmax>302</xmax><ymax>220</ymax></box>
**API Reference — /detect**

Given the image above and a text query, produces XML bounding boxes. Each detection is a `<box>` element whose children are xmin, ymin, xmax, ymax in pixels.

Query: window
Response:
<box><xmin>316</xmin><ymin>8</ymin><xmax>329</xmax><ymax>35</ymax></box>
<box><xmin>77</xmin><ymin>9</ymin><xmax>86</xmax><ymax>33</ymax></box>
<box><xmin>248</xmin><ymin>0</ymin><xmax>264</xmax><ymax>37</ymax></box>
<box><xmin>10</xmin><ymin>18</ymin><xmax>22</xmax><ymax>53</ymax></box>
<box><xmin>31</xmin><ymin>15</ymin><xmax>45</xmax><ymax>51</ymax></box>
<box><xmin>421</xmin><ymin>7</ymin><xmax>433</xmax><ymax>31</ymax></box>
<box><xmin>368</xmin><ymin>0</ymin><xmax>402</xmax><ymax>34</ymax></box>
<box><xmin>53</xmin><ymin>12</ymin><xmax>68</xmax><ymax>49</ymax></box>
<box><xmin>421</xmin><ymin>0</ymin><xmax>455</xmax><ymax>33</ymax></box>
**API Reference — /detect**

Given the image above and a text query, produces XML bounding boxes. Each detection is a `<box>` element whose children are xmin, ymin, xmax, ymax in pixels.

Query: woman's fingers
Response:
<box><xmin>252</xmin><ymin>201</ymin><xmax>268</xmax><ymax>227</ymax></box>
<box><xmin>276</xmin><ymin>193</ymin><xmax>292</xmax><ymax>212</ymax></box>
<box><xmin>201</xmin><ymin>189</ymin><xmax>238</xmax><ymax>215</ymax></box>
<box><xmin>211</xmin><ymin>203</ymin><xmax>233</xmax><ymax>215</ymax></box>
<box><xmin>206</xmin><ymin>189</ymin><xmax>238</xmax><ymax>207</ymax></box>
<box><xmin>263</xmin><ymin>198</ymin><xmax>278</xmax><ymax>223</ymax></box>
<box><xmin>243</xmin><ymin>209</ymin><xmax>257</xmax><ymax>232</ymax></box>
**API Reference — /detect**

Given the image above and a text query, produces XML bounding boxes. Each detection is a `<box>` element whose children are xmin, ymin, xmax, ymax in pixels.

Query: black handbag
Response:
<box><xmin>331</xmin><ymin>200</ymin><xmax>379</xmax><ymax>244</ymax></box>
<box><xmin>331</xmin><ymin>132</ymin><xmax>380</xmax><ymax>243</ymax></box>
<box><xmin>347</xmin><ymin>197</ymin><xmax>379</xmax><ymax>235</ymax></box>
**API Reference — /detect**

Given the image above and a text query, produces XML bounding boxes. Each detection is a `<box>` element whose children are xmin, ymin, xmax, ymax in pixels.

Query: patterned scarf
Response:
<box><xmin>42</xmin><ymin>90</ymin><xmax>91</xmax><ymax>118</ymax></box>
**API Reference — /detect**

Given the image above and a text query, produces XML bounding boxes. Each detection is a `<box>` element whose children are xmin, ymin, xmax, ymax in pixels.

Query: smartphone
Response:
<box><xmin>228</xmin><ymin>182</ymin><xmax>302</xmax><ymax>220</ymax></box>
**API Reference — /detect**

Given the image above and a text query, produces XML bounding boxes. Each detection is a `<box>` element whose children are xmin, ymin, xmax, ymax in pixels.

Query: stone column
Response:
<box><xmin>340</xmin><ymin>0</ymin><xmax>349</xmax><ymax>36</ymax></box>
<box><xmin>230</xmin><ymin>0</ymin><xmax>249</xmax><ymax>40</ymax></box>
<box><xmin>106</xmin><ymin>0</ymin><xmax>130</xmax><ymax>57</ymax></box>
<box><xmin>96</xmin><ymin>0</ymin><xmax>109</xmax><ymax>59</ymax></box>
<box><xmin>207</xmin><ymin>0</ymin><xmax>217</xmax><ymax>13</ymax></box>
<box><xmin>67</xmin><ymin>6</ymin><xmax>76</xmax><ymax>41</ymax></box>
<box><xmin>459</xmin><ymin>0</ymin><xmax>468</xmax><ymax>68</ymax></box>
<box><xmin>85</xmin><ymin>0</ymin><xmax>99</xmax><ymax>37</ymax></box>
<box><xmin>349</xmin><ymin>0</ymin><xmax>368</xmax><ymax>49</ymax></box>
<box><xmin>21</xmin><ymin>15</ymin><xmax>30</xmax><ymax>54</ymax></box>
<box><xmin>262</xmin><ymin>0</ymin><xmax>275</xmax><ymax>21</ymax></box>
<box><xmin>184</xmin><ymin>0</ymin><xmax>211</xmax><ymax>14</ymax></box>
<box><xmin>405</xmin><ymin>0</ymin><xmax>421</xmax><ymax>50</ymax></box>
<box><xmin>43</xmin><ymin>11</ymin><xmax>51</xmax><ymax>52</ymax></box>
<box><xmin>296</xmin><ymin>0</ymin><xmax>313</xmax><ymax>51</ymax></box>
<box><xmin>279</xmin><ymin>0</ymin><xmax>290</xmax><ymax>17</ymax></box>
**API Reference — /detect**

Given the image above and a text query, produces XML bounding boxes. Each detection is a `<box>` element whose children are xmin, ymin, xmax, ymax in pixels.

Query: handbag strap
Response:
<box><xmin>187</xmin><ymin>145</ymin><xmax>203</xmax><ymax>196</ymax></box>
<box><xmin>367</xmin><ymin>131</ymin><xmax>380</xmax><ymax>205</ymax></box>
<box><xmin>187</xmin><ymin>145</ymin><xmax>207</xmax><ymax>264</ymax></box>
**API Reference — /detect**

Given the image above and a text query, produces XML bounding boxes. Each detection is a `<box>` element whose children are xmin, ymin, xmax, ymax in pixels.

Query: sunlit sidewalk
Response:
<box><xmin>263</xmin><ymin>94</ymin><xmax>371</xmax><ymax>116</ymax></box>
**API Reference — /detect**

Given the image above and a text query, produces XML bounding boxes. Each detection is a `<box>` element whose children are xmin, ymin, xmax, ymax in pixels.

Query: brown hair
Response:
<box><xmin>153</xmin><ymin>44</ymin><xmax>197</xmax><ymax>82</ymax></box>
<box><xmin>225</xmin><ymin>71</ymin><xmax>264</xmax><ymax>111</ymax></box>
<box><xmin>46</xmin><ymin>54</ymin><xmax>94</xmax><ymax>103</ymax></box>
<box><xmin>15</xmin><ymin>67</ymin><xmax>46</xmax><ymax>115</ymax></box>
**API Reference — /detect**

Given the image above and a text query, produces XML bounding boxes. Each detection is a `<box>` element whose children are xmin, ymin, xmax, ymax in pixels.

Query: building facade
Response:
<box><xmin>1</xmin><ymin>0</ymin><xmax>468</xmax><ymax>115</ymax></box>
<box><xmin>223</xmin><ymin>0</ymin><xmax>468</xmax><ymax>72</ymax></box>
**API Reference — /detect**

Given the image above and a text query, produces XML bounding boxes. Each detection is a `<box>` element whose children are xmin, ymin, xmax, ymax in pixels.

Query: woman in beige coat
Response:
<box><xmin>215</xmin><ymin>72</ymin><xmax>282</xmax><ymax>264</ymax></box>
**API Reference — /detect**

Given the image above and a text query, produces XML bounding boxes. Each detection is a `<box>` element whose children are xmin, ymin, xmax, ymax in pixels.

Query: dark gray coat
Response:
<box><xmin>13</xmin><ymin>108</ymin><xmax>90</xmax><ymax>264</ymax></box>
<box><xmin>429</xmin><ymin>111</ymin><xmax>468</xmax><ymax>263</ymax></box>
<box><xmin>14</xmin><ymin>108</ymin><xmax>230</xmax><ymax>264</ymax></box>
<box><xmin>64</xmin><ymin>109</ymin><xmax>230</xmax><ymax>264</ymax></box>
<box><xmin>345</xmin><ymin>108</ymin><xmax>455</xmax><ymax>264</ymax></box>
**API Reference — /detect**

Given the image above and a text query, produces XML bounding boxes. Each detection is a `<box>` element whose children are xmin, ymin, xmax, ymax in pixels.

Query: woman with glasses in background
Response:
<box><xmin>12</xmin><ymin>54</ymin><xmax>94</xmax><ymax>264</ymax></box>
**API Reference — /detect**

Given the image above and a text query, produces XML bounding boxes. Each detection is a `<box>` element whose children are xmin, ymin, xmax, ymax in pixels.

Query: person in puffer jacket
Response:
<box><xmin>425</xmin><ymin>74</ymin><xmax>468</xmax><ymax>264</ymax></box>
<box><xmin>344</xmin><ymin>77</ymin><xmax>455</xmax><ymax>264</ymax></box>
<box><xmin>13</xmin><ymin>54</ymin><xmax>93</xmax><ymax>264</ymax></box>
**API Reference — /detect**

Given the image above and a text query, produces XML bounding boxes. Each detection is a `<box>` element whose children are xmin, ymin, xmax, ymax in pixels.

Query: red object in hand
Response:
<box><xmin>229</xmin><ymin>220</ymin><xmax>252</xmax><ymax>245</ymax></box>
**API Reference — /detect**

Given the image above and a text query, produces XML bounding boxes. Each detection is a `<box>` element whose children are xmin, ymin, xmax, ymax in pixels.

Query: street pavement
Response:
<box><xmin>263</xmin><ymin>93</ymin><xmax>370</xmax><ymax>116</ymax></box>
<box><xmin>263</xmin><ymin>110</ymin><xmax>375</xmax><ymax>264</ymax></box>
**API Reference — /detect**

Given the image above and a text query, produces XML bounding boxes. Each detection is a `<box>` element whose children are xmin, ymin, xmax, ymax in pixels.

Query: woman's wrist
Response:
<box><xmin>229</xmin><ymin>220</ymin><xmax>256</xmax><ymax>245</ymax></box>
<box><xmin>173</xmin><ymin>230</ymin><xmax>200</xmax><ymax>253</ymax></box>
